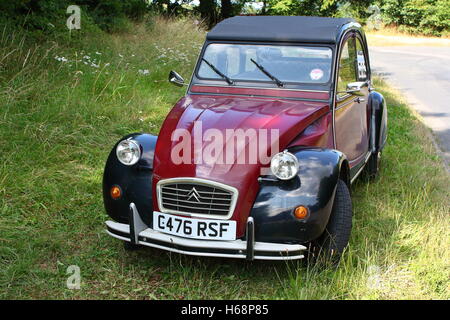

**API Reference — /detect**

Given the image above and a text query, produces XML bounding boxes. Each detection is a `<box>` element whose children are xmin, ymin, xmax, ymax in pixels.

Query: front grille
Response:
<box><xmin>157</xmin><ymin>179</ymin><xmax>238</xmax><ymax>219</ymax></box>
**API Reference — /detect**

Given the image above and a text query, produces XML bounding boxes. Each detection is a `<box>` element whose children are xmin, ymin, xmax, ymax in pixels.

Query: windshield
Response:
<box><xmin>197</xmin><ymin>43</ymin><xmax>333</xmax><ymax>85</ymax></box>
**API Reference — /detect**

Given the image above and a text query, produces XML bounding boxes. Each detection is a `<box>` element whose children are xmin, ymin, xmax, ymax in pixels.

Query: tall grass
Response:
<box><xmin>0</xmin><ymin>17</ymin><xmax>448</xmax><ymax>299</ymax></box>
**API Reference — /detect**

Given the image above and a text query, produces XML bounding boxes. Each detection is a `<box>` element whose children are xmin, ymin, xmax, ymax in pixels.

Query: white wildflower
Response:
<box><xmin>138</xmin><ymin>69</ymin><xmax>150</xmax><ymax>75</ymax></box>
<box><xmin>54</xmin><ymin>56</ymin><xmax>68</xmax><ymax>62</ymax></box>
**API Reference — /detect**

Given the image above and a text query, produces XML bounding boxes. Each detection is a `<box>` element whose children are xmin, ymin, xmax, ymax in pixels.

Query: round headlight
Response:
<box><xmin>116</xmin><ymin>139</ymin><xmax>141</xmax><ymax>166</ymax></box>
<box><xmin>270</xmin><ymin>151</ymin><xmax>299</xmax><ymax>180</ymax></box>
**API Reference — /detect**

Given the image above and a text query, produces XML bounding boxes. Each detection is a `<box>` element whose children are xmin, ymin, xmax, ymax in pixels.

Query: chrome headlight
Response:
<box><xmin>270</xmin><ymin>151</ymin><xmax>299</xmax><ymax>180</ymax></box>
<box><xmin>116</xmin><ymin>139</ymin><xmax>141</xmax><ymax>166</ymax></box>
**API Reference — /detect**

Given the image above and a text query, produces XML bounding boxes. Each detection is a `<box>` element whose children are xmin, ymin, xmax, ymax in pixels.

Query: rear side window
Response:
<box><xmin>337</xmin><ymin>37</ymin><xmax>357</xmax><ymax>95</ymax></box>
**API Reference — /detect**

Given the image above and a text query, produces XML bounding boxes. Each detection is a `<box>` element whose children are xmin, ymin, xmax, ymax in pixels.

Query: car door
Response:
<box><xmin>334</xmin><ymin>34</ymin><xmax>369</xmax><ymax>166</ymax></box>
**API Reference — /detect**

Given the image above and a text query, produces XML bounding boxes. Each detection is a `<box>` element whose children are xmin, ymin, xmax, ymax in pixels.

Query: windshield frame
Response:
<box><xmin>192</xmin><ymin>40</ymin><xmax>336</xmax><ymax>90</ymax></box>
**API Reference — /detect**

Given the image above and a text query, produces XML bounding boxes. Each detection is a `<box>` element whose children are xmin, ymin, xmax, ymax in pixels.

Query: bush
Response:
<box><xmin>381</xmin><ymin>0</ymin><xmax>450</xmax><ymax>36</ymax></box>
<box><xmin>0</xmin><ymin>0</ymin><xmax>151</xmax><ymax>34</ymax></box>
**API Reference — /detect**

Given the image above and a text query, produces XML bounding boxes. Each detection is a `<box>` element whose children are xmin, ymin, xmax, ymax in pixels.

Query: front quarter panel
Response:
<box><xmin>250</xmin><ymin>148</ymin><xmax>346</xmax><ymax>243</ymax></box>
<box><xmin>103</xmin><ymin>133</ymin><xmax>157</xmax><ymax>226</ymax></box>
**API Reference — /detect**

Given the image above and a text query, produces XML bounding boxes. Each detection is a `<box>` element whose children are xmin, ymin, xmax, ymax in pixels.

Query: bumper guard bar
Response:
<box><xmin>105</xmin><ymin>203</ymin><xmax>306</xmax><ymax>261</ymax></box>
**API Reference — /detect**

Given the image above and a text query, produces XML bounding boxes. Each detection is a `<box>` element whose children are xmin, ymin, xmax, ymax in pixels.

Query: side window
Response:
<box><xmin>337</xmin><ymin>37</ymin><xmax>357</xmax><ymax>97</ymax></box>
<box><xmin>356</xmin><ymin>38</ymin><xmax>367</xmax><ymax>81</ymax></box>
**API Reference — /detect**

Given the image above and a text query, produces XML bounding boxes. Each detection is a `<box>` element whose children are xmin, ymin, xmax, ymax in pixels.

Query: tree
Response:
<box><xmin>198</xmin><ymin>0</ymin><xmax>217</xmax><ymax>28</ymax></box>
<box><xmin>266</xmin><ymin>0</ymin><xmax>338</xmax><ymax>16</ymax></box>
<box><xmin>221</xmin><ymin>0</ymin><xmax>232</xmax><ymax>19</ymax></box>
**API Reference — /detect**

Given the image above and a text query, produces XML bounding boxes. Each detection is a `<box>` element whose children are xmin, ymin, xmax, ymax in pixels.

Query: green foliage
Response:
<box><xmin>0</xmin><ymin>0</ymin><xmax>151</xmax><ymax>34</ymax></box>
<box><xmin>1</xmin><ymin>0</ymin><xmax>448</xmax><ymax>37</ymax></box>
<box><xmin>266</xmin><ymin>0</ymin><xmax>337</xmax><ymax>16</ymax></box>
<box><xmin>263</xmin><ymin>0</ymin><xmax>449</xmax><ymax>36</ymax></box>
<box><xmin>78</xmin><ymin>0</ymin><xmax>149</xmax><ymax>32</ymax></box>
<box><xmin>381</xmin><ymin>0</ymin><xmax>450</xmax><ymax>36</ymax></box>
<box><xmin>0</xmin><ymin>0</ymin><xmax>69</xmax><ymax>33</ymax></box>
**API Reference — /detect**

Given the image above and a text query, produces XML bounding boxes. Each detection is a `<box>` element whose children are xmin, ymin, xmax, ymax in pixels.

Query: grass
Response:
<box><xmin>0</xmin><ymin>17</ymin><xmax>449</xmax><ymax>300</ymax></box>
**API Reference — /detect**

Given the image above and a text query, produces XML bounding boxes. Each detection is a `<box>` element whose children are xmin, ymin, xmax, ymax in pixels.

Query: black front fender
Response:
<box><xmin>102</xmin><ymin>133</ymin><xmax>157</xmax><ymax>226</ymax></box>
<box><xmin>250</xmin><ymin>147</ymin><xmax>347</xmax><ymax>244</ymax></box>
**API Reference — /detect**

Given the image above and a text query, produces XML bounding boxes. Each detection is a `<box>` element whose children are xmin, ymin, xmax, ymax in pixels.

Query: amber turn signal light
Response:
<box><xmin>294</xmin><ymin>206</ymin><xmax>309</xmax><ymax>219</ymax></box>
<box><xmin>110</xmin><ymin>185</ymin><xmax>122</xmax><ymax>200</ymax></box>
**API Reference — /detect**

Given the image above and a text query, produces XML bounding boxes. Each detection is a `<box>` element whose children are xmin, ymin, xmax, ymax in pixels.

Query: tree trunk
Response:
<box><xmin>199</xmin><ymin>0</ymin><xmax>216</xmax><ymax>28</ymax></box>
<box><xmin>221</xmin><ymin>0</ymin><xmax>232</xmax><ymax>20</ymax></box>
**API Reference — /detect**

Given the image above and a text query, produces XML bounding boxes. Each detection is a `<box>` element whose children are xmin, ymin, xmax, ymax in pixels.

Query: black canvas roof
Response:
<box><xmin>207</xmin><ymin>16</ymin><xmax>356</xmax><ymax>44</ymax></box>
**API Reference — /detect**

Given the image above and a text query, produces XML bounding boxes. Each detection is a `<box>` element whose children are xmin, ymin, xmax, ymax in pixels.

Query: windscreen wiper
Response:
<box><xmin>250</xmin><ymin>58</ymin><xmax>284</xmax><ymax>88</ymax></box>
<box><xmin>201</xmin><ymin>58</ymin><xmax>234</xmax><ymax>85</ymax></box>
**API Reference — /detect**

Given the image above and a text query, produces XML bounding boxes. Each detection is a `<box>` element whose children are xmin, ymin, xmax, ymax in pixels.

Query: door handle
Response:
<box><xmin>356</xmin><ymin>97</ymin><xmax>366</xmax><ymax>103</ymax></box>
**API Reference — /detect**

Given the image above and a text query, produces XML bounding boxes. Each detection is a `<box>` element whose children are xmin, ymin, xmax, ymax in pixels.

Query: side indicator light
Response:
<box><xmin>294</xmin><ymin>206</ymin><xmax>309</xmax><ymax>219</ymax></box>
<box><xmin>110</xmin><ymin>185</ymin><xmax>122</xmax><ymax>200</ymax></box>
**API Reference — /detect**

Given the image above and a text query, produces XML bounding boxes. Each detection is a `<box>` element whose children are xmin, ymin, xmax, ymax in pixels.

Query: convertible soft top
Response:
<box><xmin>206</xmin><ymin>16</ymin><xmax>356</xmax><ymax>44</ymax></box>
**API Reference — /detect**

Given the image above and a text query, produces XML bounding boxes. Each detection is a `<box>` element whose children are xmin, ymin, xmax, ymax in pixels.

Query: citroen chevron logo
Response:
<box><xmin>187</xmin><ymin>187</ymin><xmax>201</xmax><ymax>202</ymax></box>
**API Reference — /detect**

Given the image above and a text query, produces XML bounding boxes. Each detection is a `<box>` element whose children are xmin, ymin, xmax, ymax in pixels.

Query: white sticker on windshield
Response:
<box><xmin>310</xmin><ymin>69</ymin><xmax>324</xmax><ymax>81</ymax></box>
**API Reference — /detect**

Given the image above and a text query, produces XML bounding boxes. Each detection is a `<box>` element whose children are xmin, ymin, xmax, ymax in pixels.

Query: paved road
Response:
<box><xmin>369</xmin><ymin>46</ymin><xmax>450</xmax><ymax>169</ymax></box>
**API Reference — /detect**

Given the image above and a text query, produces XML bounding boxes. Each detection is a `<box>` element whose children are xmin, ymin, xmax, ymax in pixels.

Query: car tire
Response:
<box><xmin>123</xmin><ymin>241</ymin><xmax>141</xmax><ymax>251</ymax></box>
<box><xmin>307</xmin><ymin>179</ymin><xmax>352</xmax><ymax>266</ymax></box>
<box><xmin>366</xmin><ymin>151</ymin><xmax>382</xmax><ymax>179</ymax></box>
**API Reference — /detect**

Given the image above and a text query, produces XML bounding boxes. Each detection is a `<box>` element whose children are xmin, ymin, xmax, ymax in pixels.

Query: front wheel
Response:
<box><xmin>307</xmin><ymin>179</ymin><xmax>352</xmax><ymax>265</ymax></box>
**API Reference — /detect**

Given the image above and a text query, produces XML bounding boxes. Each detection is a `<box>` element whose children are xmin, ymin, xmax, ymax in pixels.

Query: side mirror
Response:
<box><xmin>168</xmin><ymin>70</ymin><xmax>185</xmax><ymax>87</ymax></box>
<box><xmin>346</xmin><ymin>81</ymin><xmax>366</xmax><ymax>94</ymax></box>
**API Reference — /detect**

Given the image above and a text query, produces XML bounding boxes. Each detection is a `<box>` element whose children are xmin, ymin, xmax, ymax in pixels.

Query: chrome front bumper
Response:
<box><xmin>105</xmin><ymin>203</ymin><xmax>306</xmax><ymax>261</ymax></box>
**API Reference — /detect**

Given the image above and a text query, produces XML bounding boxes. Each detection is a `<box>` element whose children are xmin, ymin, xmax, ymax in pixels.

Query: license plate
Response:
<box><xmin>153</xmin><ymin>212</ymin><xmax>236</xmax><ymax>241</ymax></box>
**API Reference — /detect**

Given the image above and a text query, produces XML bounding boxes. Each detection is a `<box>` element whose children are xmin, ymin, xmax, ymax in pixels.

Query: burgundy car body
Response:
<box><xmin>103</xmin><ymin>16</ymin><xmax>387</xmax><ymax>260</ymax></box>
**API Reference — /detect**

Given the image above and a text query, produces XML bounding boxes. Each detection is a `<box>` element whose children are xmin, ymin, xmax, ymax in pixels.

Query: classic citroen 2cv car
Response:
<box><xmin>104</xmin><ymin>16</ymin><xmax>387</xmax><ymax>263</ymax></box>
